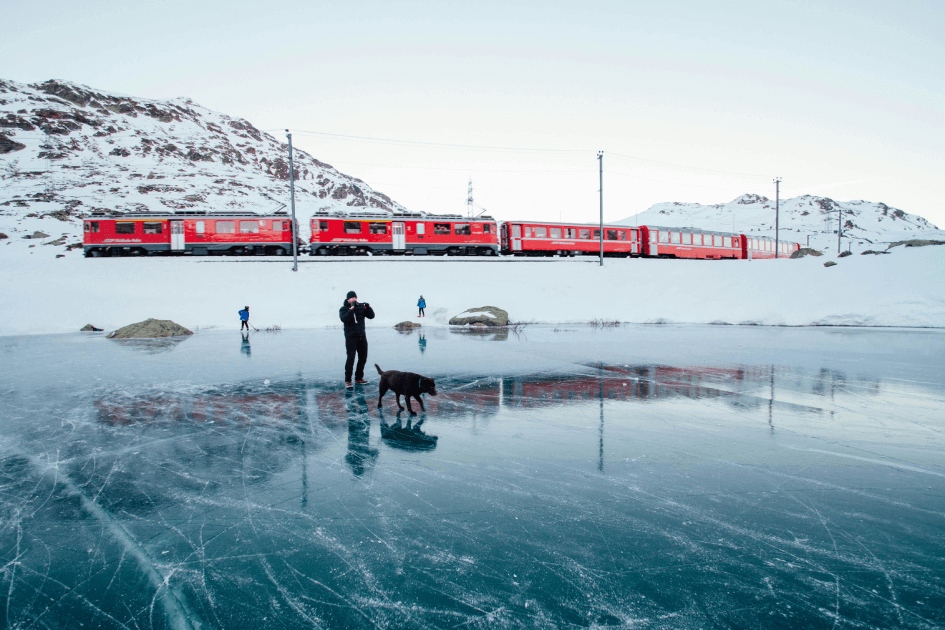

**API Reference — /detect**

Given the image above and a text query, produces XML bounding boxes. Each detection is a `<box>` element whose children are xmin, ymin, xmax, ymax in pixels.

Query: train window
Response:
<box><xmin>434</xmin><ymin>223</ymin><xmax>451</xmax><ymax>235</ymax></box>
<box><xmin>724</xmin><ymin>236</ymin><xmax>731</xmax><ymax>248</ymax></box>
<box><xmin>320</xmin><ymin>221</ymin><xmax>329</xmax><ymax>231</ymax></box>
<box><xmin>215</xmin><ymin>221</ymin><xmax>235</xmax><ymax>234</ymax></box>
<box><xmin>143</xmin><ymin>222</ymin><xmax>163</xmax><ymax>234</ymax></box>
<box><xmin>715</xmin><ymin>235</ymin><xmax>723</xmax><ymax>247</ymax></box>
<box><xmin>535</xmin><ymin>227</ymin><xmax>547</xmax><ymax>238</ymax></box>
<box><xmin>681</xmin><ymin>233</ymin><xmax>690</xmax><ymax>244</ymax></box>
<box><xmin>550</xmin><ymin>227</ymin><xmax>562</xmax><ymax>239</ymax></box>
<box><xmin>512</xmin><ymin>225</ymin><xmax>521</xmax><ymax>238</ymax></box>
<box><xmin>454</xmin><ymin>223</ymin><xmax>471</xmax><ymax>235</ymax></box>
<box><xmin>115</xmin><ymin>222</ymin><xmax>135</xmax><ymax>234</ymax></box>
<box><xmin>649</xmin><ymin>232</ymin><xmax>657</xmax><ymax>243</ymax></box>
<box><xmin>671</xmin><ymin>232</ymin><xmax>680</xmax><ymax>244</ymax></box>
<box><xmin>593</xmin><ymin>229</ymin><xmax>600</xmax><ymax>240</ymax></box>
<box><xmin>619</xmin><ymin>231</ymin><xmax>626</xmax><ymax>241</ymax></box>
<box><xmin>565</xmin><ymin>228</ymin><xmax>574</xmax><ymax>238</ymax></box>
<box><xmin>580</xmin><ymin>229</ymin><xmax>590</xmax><ymax>239</ymax></box>
<box><xmin>483</xmin><ymin>224</ymin><xmax>491</xmax><ymax>233</ymax></box>
<box><xmin>86</xmin><ymin>222</ymin><xmax>100</xmax><ymax>233</ymax></box>
<box><xmin>606</xmin><ymin>230</ymin><xmax>619</xmax><ymax>241</ymax></box>
<box><xmin>240</xmin><ymin>221</ymin><xmax>259</xmax><ymax>234</ymax></box>
<box><xmin>344</xmin><ymin>222</ymin><xmax>362</xmax><ymax>234</ymax></box>
<box><xmin>659</xmin><ymin>231</ymin><xmax>668</xmax><ymax>243</ymax></box>
<box><xmin>369</xmin><ymin>223</ymin><xmax>388</xmax><ymax>235</ymax></box>
<box><xmin>195</xmin><ymin>221</ymin><xmax>205</xmax><ymax>234</ymax></box>
<box><xmin>417</xmin><ymin>222</ymin><xmax>425</xmax><ymax>235</ymax></box>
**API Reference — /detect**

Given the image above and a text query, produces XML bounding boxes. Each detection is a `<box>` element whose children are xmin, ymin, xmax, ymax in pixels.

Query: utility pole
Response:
<box><xmin>773</xmin><ymin>177</ymin><xmax>782</xmax><ymax>259</ymax></box>
<box><xmin>837</xmin><ymin>206</ymin><xmax>842</xmax><ymax>254</ymax></box>
<box><xmin>286</xmin><ymin>130</ymin><xmax>299</xmax><ymax>272</ymax></box>
<box><xmin>598</xmin><ymin>151</ymin><xmax>603</xmax><ymax>267</ymax></box>
<box><xmin>467</xmin><ymin>178</ymin><xmax>474</xmax><ymax>219</ymax></box>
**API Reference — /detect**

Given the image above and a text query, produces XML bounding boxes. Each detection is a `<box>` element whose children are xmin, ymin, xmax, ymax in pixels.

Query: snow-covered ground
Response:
<box><xmin>1</xmin><ymin>245</ymin><xmax>942</xmax><ymax>336</ymax></box>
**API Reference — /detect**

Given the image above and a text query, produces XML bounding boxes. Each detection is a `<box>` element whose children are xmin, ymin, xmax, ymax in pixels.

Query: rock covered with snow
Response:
<box><xmin>449</xmin><ymin>306</ymin><xmax>509</xmax><ymax>327</ymax></box>
<box><xmin>107</xmin><ymin>318</ymin><xmax>193</xmax><ymax>339</ymax></box>
<box><xmin>0</xmin><ymin>78</ymin><xmax>412</xmax><ymax>259</ymax></box>
<box><xmin>790</xmin><ymin>248</ymin><xmax>822</xmax><ymax>259</ymax></box>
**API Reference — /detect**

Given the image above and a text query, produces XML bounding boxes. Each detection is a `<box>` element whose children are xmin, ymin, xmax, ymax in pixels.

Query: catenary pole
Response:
<box><xmin>773</xmin><ymin>177</ymin><xmax>781</xmax><ymax>259</ymax></box>
<box><xmin>598</xmin><ymin>151</ymin><xmax>603</xmax><ymax>267</ymax></box>
<box><xmin>286</xmin><ymin>130</ymin><xmax>298</xmax><ymax>272</ymax></box>
<box><xmin>837</xmin><ymin>206</ymin><xmax>842</xmax><ymax>254</ymax></box>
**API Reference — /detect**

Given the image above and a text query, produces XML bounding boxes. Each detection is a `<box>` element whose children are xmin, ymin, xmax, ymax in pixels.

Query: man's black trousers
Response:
<box><xmin>345</xmin><ymin>335</ymin><xmax>368</xmax><ymax>382</ymax></box>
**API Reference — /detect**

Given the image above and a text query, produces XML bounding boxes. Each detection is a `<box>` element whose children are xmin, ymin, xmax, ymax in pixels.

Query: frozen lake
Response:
<box><xmin>1</xmin><ymin>326</ymin><xmax>943</xmax><ymax>629</ymax></box>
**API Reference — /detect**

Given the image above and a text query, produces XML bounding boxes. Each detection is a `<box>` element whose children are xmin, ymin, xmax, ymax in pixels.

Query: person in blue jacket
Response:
<box><xmin>238</xmin><ymin>306</ymin><xmax>250</xmax><ymax>331</ymax></box>
<box><xmin>417</xmin><ymin>295</ymin><xmax>426</xmax><ymax>317</ymax></box>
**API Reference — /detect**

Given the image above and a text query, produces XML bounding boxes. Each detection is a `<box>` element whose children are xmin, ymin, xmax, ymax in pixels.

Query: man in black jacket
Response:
<box><xmin>339</xmin><ymin>290</ymin><xmax>375</xmax><ymax>388</ymax></box>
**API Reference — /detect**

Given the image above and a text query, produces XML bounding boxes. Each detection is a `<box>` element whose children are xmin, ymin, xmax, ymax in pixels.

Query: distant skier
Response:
<box><xmin>417</xmin><ymin>295</ymin><xmax>426</xmax><ymax>317</ymax></box>
<box><xmin>339</xmin><ymin>291</ymin><xmax>375</xmax><ymax>388</ymax></box>
<box><xmin>239</xmin><ymin>306</ymin><xmax>250</xmax><ymax>331</ymax></box>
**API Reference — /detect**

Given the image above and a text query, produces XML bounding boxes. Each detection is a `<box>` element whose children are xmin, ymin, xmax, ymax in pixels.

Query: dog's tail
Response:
<box><xmin>375</xmin><ymin>363</ymin><xmax>383</xmax><ymax>375</ymax></box>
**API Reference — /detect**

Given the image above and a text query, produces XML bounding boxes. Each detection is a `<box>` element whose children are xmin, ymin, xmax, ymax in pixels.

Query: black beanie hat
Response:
<box><xmin>346</xmin><ymin>291</ymin><xmax>357</xmax><ymax>299</ymax></box>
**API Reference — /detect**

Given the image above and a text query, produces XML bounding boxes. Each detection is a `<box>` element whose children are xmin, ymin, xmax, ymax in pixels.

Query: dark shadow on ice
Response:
<box><xmin>344</xmin><ymin>389</ymin><xmax>378</xmax><ymax>477</ymax></box>
<box><xmin>379</xmin><ymin>409</ymin><xmax>438</xmax><ymax>450</ymax></box>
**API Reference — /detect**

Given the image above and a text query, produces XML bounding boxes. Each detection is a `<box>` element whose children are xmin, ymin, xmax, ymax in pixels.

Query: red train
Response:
<box><xmin>308</xmin><ymin>212</ymin><xmax>500</xmax><ymax>256</ymax></box>
<box><xmin>84</xmin><ymin>210</ymin><xmax>801</xmax><ymax>260</ymax></box>
<box><xmin>83</xmin><ymin>211</ymin><xmax>296</xmax><ymax>257</ymax></box>
<box><xmin>500</xmin><ymin>221</ymin><xmax>642</xmax><ymax>256</ymax></box>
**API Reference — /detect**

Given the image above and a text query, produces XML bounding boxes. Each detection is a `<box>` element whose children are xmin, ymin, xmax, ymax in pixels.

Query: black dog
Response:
<box><xmin>375</xmin><ymin>364</ymin><xmax>437</xmax><ymax>415</ymax></box>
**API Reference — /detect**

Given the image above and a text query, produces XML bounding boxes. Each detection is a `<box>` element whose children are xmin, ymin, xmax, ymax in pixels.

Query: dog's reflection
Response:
<box><xmin>379</xmin><ymin>408</ymin><xmax>438</xmax><ymax>450</ymax></box>
<box><xmin>344</xmin><ymin>389</ymin><xmax>378</xmax><ymax>477</ymax></box>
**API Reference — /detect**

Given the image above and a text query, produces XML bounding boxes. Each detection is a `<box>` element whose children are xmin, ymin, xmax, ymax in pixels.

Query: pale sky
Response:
<box><xmin>4</xmin><ymin>0</ymin><xmax>944</xmax><ymax>225</ymax></box>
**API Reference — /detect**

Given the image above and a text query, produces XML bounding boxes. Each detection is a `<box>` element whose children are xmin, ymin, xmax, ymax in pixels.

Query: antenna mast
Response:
<box><xmin>467</xmin><ymin>178</ymin><xmax>474</xmax><ymax>218</ymax></box>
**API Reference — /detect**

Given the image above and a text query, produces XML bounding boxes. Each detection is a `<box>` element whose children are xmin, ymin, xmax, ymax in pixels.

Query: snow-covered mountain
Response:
<box><xmin>0</xmin><ymin>79</ymin><xmax>410</xmax><ymax>257</ymax></box>
<box><xmin>617</xmin><ymin>194</ymin><xmax>942</xmax><ymax>252</ymax></box>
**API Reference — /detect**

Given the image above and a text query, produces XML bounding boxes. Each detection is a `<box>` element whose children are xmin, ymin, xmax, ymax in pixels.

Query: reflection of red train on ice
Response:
<box><xmin>95</xmin><ymin>389</ymin><xmax>301</xmax><ymax>426</ymax></box>
<box><xmin>83</xmin><ymin>211</ymin><xmax>296</xmax><ymax>257</ymax></box>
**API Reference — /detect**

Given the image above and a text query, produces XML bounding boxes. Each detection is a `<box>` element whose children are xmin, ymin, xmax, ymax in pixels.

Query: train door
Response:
<box><xmin>392</xmin><ymin>222</ymin><xmax>405</xmax><ymax>250</ymax></box>
<box><xmin>511</xmin><ymin>224</ymin><xmax>522</xmax><ymax>251</ymax></box>
<box><xmin>171</xmin><ymin>220</ymin><xmax>185</xmax><ymax>251</ymax></box>
<box><xmin>631</xmin><ymin>229</ymin><xmax>639</xmax><ymax>254</ymax></box>
<box><xmin>649</xmin><ymin>229</ymin><xmax>658</xmax><ymax>256</ymax></box>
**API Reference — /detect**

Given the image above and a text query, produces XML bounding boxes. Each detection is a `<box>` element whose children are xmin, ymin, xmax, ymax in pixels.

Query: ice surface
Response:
<box><xmin>1</xmin><ymin>326</ymin><xmax>943</xmax><ymax>629</ymax></box>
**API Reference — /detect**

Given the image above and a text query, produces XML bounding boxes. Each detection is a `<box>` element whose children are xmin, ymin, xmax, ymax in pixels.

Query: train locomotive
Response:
<box><xmin>83</xmin><ymin>210</ymin><xmax>296</xmax><ymax>257</ymax></box>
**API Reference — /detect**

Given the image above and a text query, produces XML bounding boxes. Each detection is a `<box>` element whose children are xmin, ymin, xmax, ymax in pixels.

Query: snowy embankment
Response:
<box><xmin>1</xmin><ymin>246</ymin><xmax>943</xmax><ymax>336</ymax></box>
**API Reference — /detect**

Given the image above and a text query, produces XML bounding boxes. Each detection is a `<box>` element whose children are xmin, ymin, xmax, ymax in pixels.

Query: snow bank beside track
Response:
<box><xmin>1</xmin><ymin>247</ymin><xmax>943</xmax><ymax>336</ymax></box>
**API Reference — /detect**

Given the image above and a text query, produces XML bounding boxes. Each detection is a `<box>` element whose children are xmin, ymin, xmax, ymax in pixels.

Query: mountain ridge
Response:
<box><xmin>0</xmin><ymin>78</ymin><xmax>411</xmax><ymax>255</ymax></box>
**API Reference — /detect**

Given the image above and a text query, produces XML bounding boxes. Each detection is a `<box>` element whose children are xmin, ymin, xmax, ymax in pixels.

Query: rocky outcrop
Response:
<box><xmin>789</xmin><ymin>247</ymin><xmax>822</xmax><ymax>259</ymax></box>
<box><xmin>80</xmin><ymin>324</ymin><xmax>102</xmax><ymax>331</ymax></box>
<box><xmin>449</xmin><ymin>306</ymin><xmax>509</xmax><ymax>327</ymax></box>
<box><xmin>107</xmin><ymin>318</ymin><xmax>193</xmax><ymax>339</ymax></box>
<box><xmin>824</xmin><ymin>261</ymin><xmax>837</xmax><ymax>268</ymax></box>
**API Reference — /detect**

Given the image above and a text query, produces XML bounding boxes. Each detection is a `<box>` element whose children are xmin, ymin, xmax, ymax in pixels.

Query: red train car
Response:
<box><xmin>640</xmin><ymin>226</ymin><xmax>743</xmax><ymax>259</ymax></box>
<box><xmin>83</xmin><ymin>211</ymin><xmax>296</xmax><ymax>257</ymax></box>
<box><xmin>500</xmin><ymin>221</ymin><xmax>641</xmax><ymax>256</ymax></box>
<box><xmin>309</xmin><ymin>213</ymin><xmax>500</xmax><ymax>256</ymax></box>
<box><xmin>741</xmin><ymin>235</ymin><xmax>800</xmax><ymax>259</ymax></box>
